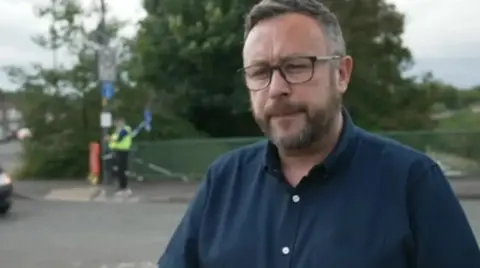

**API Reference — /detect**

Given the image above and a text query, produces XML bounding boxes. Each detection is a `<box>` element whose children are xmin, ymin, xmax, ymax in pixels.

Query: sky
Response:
<box><xmin>0</xmin><ymin>0</ymin><xmax>479</xmax><ymax>90</ymax></box>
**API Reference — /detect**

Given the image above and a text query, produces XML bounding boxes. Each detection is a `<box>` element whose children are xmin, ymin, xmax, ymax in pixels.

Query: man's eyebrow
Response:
<box><xmin>244</xmin><ymin>53</ymin><xmax>317</xmax><ymax>68</ymax></box>
<box><xmin>245</xmin><ymin>58</ymin><xmax>269</xmax><ymax>66</ymax></box>
<box><xmin>282</xmin><ymin>52</ymin><xmax>311</xmax><ymax>58</ymax></box>
<box><xmin>242</xmin><ymin>60</ymin><xmax>270</xmax><ymax>70</ymax></box>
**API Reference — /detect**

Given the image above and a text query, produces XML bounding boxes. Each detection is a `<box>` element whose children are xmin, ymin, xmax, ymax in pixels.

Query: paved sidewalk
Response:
<box><xmin>12</xmin><ymin>179</ymin><xmax>197</xmax><ymax>203</ymax></box>
<box><xmin>13</xmin><ymin>180</ymin><xmax>98</xmax><ymax>200</ymax></box>
<box><xmin>12</xmin><ymin>178</ymin><xmax>480</xmax><ymax>203</ymax></box>
<box><xmin>90</xmin><ymin>181</ymin><xmax>197</xmax><ymax>203</ymax></box>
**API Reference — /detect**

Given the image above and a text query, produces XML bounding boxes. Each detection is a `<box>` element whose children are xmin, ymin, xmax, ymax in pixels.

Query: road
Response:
<box><xmin>0</xmin><ymin>200</ymin><xmax>182</xmax><ymax>268</ymax></box>
<box><xmin>465</xmin><ymin>201</ymin><xmax>480</xmax><ymax>238</ymax></box>
<box><xmin>0</xmin><ymin>199</ymin><xmax>479</xmax><ymax>268</ymax></box>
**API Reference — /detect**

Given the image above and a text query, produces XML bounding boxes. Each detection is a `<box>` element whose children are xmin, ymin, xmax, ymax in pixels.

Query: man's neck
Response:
<box><xmin>279</xmin><ymin>112</ymin><xmax>344</xmax><ymax>173</ymax></box>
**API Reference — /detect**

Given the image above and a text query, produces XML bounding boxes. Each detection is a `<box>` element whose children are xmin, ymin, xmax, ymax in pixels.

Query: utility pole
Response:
<box><xmin>98</xmin><ymin>0</ymin><xmax>106</xmax><ymax>46</ymax></box>
<box><xmin>97</xmin><ymin>0</ymin><xmax>116</xmax><ymax>185</ymax></box>
<box><xmin>99</xmin><ymin>0</ymin><xmax>108</xmax><ymax>185</ymax></box>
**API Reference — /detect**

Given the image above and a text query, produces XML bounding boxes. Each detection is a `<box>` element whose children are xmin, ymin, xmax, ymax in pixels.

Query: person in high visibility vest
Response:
<box><xmin>105</xmin><ymin>117</ymin><xmax>133</xmax><ymax>197</ymax></box>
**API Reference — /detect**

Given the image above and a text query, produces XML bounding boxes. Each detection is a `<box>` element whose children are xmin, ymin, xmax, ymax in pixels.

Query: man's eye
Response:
<box><xmin>247</xmin><ymin>68</ymin><xmax>270</xmax><ymax>78</ymax></box>
<box><xmin>284</xmin><ymin>63</ymin><xmax>310</xmax><ymax>70</ymax></box>
<box><xmin>284</xmin><ymin>64</ymin><xmax>310</xmax><ymax>72</ymax></box>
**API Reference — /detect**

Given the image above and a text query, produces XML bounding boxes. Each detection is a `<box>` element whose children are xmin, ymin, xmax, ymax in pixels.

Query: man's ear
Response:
<box><xmin>336</xmin><ymin>56</ymin><xmax>353</xmax><ymax>94</ymax></box>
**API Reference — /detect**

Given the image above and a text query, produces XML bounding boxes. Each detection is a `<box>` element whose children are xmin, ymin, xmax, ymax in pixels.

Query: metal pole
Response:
<box><xmin>99</xmin><ymin>0</ymin><xmax>109</xmax><ymax>185</ymax></box>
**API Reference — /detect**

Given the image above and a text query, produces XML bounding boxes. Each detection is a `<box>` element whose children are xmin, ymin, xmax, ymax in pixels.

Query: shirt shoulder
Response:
<box><xmin>208</xmin><ymin>139</ymin><xmax>268</xmax><ymax>176</ymax></box>
<box><xmin>200</xmin><ymin>140</ymin><xmax>268</xmax><ymax>204</ymax></box>
<box><xmin>356</xmin><ymin>128</ymin><xmax>438</xmax><ymax>176</ymax></box>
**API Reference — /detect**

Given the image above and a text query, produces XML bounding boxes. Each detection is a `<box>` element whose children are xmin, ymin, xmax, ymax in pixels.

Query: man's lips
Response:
<box><xmin>269</xmin><ymin>111</ymin><xmax>303</xmax><ymax>118</ymax></box>
<box><xmin>269</xmin><ymin>112</ymin><xmax>304</xmax><ymax>122</ymax></box>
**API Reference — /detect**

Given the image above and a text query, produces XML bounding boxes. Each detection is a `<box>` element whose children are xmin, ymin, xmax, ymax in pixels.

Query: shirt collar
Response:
<box><xmin>264</xmin><ymin>107</ymin><xmax>358</xmax><ymax>176</ymax></box>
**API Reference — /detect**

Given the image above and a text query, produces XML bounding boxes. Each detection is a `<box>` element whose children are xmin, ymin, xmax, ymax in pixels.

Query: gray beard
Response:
<box><xmin>270</xmin><ymin>116</ymin><xmax>323</xmax><ymax>151</ymax></box>
<box><xmin>266</xmin><ymin>109</ymin><xmax>337</xmax><ymax>152</ymax></box>
<box><xmin>255</xmin><ymin>91</ymin><xmax>341</xmax><ymax>152</ymax></box>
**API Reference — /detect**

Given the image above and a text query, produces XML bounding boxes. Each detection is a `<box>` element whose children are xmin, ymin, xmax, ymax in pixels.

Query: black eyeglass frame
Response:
<box><xmin>238</xmin><ymin>55</ymin><xmax>342</xmax><ymax>91</ymax></box>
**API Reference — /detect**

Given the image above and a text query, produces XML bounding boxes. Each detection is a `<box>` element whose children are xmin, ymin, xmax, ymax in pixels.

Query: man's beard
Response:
<box><xmin>253</xmin><ymin>87</ymin><xmax>342</xmax><ymax>152</ymax></box>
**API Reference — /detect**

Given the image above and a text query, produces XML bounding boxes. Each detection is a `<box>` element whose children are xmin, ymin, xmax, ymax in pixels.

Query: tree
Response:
<box><xmin>3</xmin><ymin>0</ymin><xmax>126</xmax><ymax>178</ymax></box>
<box><xmin>135</xmin><ymin>0</ymin><xmax>260</xmax><ymax>137</ymax></box>
<box><xmin>1</xmin><ymin>0</ymin><xmax>101</xmax><ymax>178</ymax></box>
<box><xmin>2</xmin><ymin>0</ymin><xmax>201</xmax><ymax>178</ymax></box>
<box><xmin>134</xmin><ymin>0</ymin><xmax>434</xmax><ymax>137</ymax></box>
<box><xmin>324</xmin><ymin>0</ymin><xmax>435</xmax><ymax>130</ymax></box>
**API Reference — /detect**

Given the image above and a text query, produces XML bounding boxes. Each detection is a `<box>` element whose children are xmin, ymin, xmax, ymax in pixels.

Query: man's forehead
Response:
<box><xmin>243</xmin><ymin>13</ymin><xmax>327</xmax><ymax>65</ymax></box>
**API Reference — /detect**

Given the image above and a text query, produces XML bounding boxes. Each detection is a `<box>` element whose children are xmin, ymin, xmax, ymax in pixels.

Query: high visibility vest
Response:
<box><xmin>109</xmin><ymin>126</ymin><xmax>132</xmax><ymax>151</ymax></box>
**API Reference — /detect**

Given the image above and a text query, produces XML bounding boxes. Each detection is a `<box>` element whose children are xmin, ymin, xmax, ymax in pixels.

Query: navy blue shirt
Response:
<box><xmin>158</xmin><ymin>111</ymin><xmax>480</xmax><ymax>268</ymax></box>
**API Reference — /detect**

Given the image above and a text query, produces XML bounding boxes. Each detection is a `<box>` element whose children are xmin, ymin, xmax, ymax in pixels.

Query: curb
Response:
<box><xmin>42</xmin><ymin>187</ymin><xmax>101</xmax><ymax>202</ymax></box>
<box><xmin>13</xmin><ymin>187</ymin><xmax>103</xmax><ymax>202</ymax></box>
<box><xmin>147</xmin><ymin>196</ymin><xmax>193</xmax><ymax>203</ymax></box>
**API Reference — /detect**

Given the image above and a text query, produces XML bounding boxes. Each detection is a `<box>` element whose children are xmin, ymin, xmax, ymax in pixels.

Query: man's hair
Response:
<box><xmin>244</xmin><ymin>0</ymin><xmax>346</xmax><ymax>56</ymax></box>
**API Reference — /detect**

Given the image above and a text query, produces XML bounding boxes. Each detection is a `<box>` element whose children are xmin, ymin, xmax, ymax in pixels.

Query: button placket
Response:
<box><xmin>276</xmin><ymin>191</ymin><xmax>304</xmax><ymax>268</ymax></box>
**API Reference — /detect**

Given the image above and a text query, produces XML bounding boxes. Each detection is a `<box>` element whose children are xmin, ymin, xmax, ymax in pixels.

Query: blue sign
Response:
<box><xmin>144</xmin><ymin>109</ymin><xmax>152</xmax><ymax>131</ymax></box>
<box><xmin>101</xmin><ymin>81</ymin><xmax>114</xmax><ymax>100</ymax></box>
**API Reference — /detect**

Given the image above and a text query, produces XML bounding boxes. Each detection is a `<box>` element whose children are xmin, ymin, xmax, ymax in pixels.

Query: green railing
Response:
<box><xmin>130</xmin><ymin>131</ymin><xmax>480</xmax><ymax>180</ymax></box>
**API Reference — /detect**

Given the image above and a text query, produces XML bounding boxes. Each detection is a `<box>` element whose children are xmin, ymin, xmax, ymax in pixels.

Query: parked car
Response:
<box><xmin>0</xmin><ymin>167</ymin><xmax>13</xmax><ymax>214</ymax></box>
<box><xmin>0</xmin><ymin>128</ymin><xmax>31</xmax><ymax>215</ymax></box>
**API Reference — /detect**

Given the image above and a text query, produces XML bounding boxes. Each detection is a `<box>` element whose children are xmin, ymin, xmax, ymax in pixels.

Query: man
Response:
<box><xmin>158</xmin><ymin>0</ymin><xmax>480</xmax><ymax>267</ymax></box>
<box><xmin>107</xmin><ymin>117</ymin><xmax>133</xmax><ymax>197</ymax></box>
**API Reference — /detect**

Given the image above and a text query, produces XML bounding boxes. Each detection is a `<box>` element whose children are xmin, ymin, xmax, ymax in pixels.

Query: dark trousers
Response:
<box><xmin>114</xmin><ymin>150</ymin><xmax>130</xmax><ymax>190</ymax></box>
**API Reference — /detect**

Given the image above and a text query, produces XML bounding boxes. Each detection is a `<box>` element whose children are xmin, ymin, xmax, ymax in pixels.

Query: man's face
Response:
<box><xmin>115</xmin><ymin>120</ymin><xmax>124</xmax><ymax>129</ymax></box>
<box><xmin>243</xmin><ymin>13</ymin><xmax>352</xmax><ymax>151</ymax></box>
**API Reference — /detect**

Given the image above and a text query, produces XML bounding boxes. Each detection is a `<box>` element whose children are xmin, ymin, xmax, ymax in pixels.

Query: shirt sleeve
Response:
<box><xmin>407</xmin><ymin>162</ymin><xmax>480</xmax><ymax>267</ymax></box>
<box><xmin>157</xmin><ymin>173</ymin><xmax>211</xmax><ymax>268</ymax></box>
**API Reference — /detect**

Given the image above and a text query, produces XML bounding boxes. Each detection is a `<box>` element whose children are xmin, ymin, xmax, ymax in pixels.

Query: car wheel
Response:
<box><xmin>0</xmin><ymin>204</ymin><xmax>11</xmax><ymax>215</ymax></box>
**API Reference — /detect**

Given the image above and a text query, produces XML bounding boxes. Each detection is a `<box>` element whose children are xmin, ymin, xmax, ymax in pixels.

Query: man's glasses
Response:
<box><xmin>239</xmin><ymin>55</ymin><xmax>341</xmax><ymax>91</ymax></box>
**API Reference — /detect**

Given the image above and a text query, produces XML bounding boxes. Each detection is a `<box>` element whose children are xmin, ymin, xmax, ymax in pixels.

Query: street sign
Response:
<box><xmin>144</xmin><ymin>109</ymin><xmax>152</xmax><ymax>131</ymax></box>
<box><xmin>100</xmin><ymin>112</ymin><xmax>112</xmax><ymax>127</ymax></box>
<box><xmin>98</xmin><ymin>47</ymin><xmax>117</xmax><ymax>81</ymax></box>
<box><xmin>101</xmin><ymin>81</ymin><xmax>114</xmax><ymax>100</ymax></box>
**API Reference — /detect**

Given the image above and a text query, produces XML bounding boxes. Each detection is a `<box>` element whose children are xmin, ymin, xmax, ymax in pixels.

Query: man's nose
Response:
<box><xmin>268</xmin><ymin>69</ymin><xmax>291</xmax><ymax>98</ymax></box>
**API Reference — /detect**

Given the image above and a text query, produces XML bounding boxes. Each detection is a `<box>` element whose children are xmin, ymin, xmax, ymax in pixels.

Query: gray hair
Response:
<box><xmin>244</xmin><ymin>0</ymin><xmax>346</xmax><ymax>56</ymax></box>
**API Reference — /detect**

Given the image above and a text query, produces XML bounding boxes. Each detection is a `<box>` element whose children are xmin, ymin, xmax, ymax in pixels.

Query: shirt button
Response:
<box><xmin>282</xmin><ymin>246</ymin><xmax>290</xmax><ymax>255</ymax></box>
<box><xmin>292</xmin><ymin>195</ymin><xmax>300</xmax><ymax>203</ymax></box>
